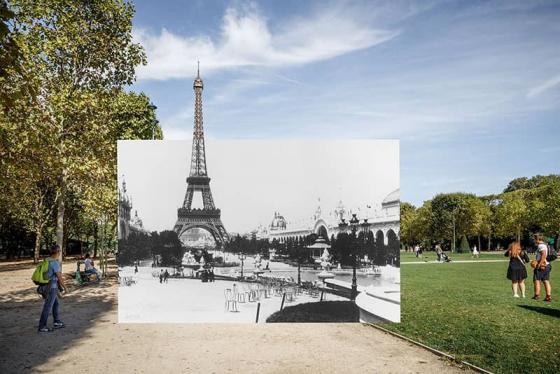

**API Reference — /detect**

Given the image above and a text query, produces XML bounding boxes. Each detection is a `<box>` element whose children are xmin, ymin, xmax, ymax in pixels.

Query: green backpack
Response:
<box><xmin>32</xmin><ymin>259</ymin><xmax>51</xmax><ymax>285</ymax></box>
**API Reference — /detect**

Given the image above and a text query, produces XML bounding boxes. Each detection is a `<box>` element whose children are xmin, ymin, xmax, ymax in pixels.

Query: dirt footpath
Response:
<box><xmin>0</xmin><ymin>260</ymin><xmax>464</xmax><ymax>374</ymax></box>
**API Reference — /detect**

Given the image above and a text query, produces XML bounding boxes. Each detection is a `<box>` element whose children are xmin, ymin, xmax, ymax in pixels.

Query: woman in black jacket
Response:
<box><xmin>505</xmin><ymin>241</ymin><xmax>530</xmax><ymax>298</ymax></box>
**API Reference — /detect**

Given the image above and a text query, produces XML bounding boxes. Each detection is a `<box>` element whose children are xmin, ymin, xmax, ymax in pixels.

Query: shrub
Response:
<box><xmin>458</xmin><ymin>235</ymin><xmax>471</xmax><ymax>253</ymax></box>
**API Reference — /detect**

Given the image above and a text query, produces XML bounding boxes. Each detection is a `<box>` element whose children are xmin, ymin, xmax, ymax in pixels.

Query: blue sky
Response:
<box><xmin>130</xmin><ymin>0</ymin><xmax>560</xmax><ymax>207</ymax></box>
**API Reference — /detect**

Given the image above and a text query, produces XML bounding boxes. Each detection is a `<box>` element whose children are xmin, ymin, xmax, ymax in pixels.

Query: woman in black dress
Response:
<box><xmin>505</xmin><ymin>242</ymin><xmax>530</xmax><ymax>298</ymax></box>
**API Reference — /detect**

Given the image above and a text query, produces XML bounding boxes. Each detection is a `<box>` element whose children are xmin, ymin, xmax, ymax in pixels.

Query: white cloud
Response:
<box><xmin>527</xmin><ymin>74</ymin><xmax>560</xmax><ymax>98</ymax></box>
<box><xmin>162</xmin><ymin>127</ymin><xmax>192</xmax><ymax>141</ymax></box>
<box><xmin>134</xmin><ymin>5</ymin><xmax>398</xmax><ymax>80</ymax></box>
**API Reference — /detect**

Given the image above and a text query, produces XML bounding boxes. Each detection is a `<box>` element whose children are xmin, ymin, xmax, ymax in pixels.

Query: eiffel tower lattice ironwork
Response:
<box><xmin>173</xmin><ymin>63</ymin><xmax>229</xmax><ymax>247</ymax></box>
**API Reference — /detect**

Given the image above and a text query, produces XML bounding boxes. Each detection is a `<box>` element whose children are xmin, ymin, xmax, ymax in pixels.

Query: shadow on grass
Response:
<box><xmin>518</xmin><ymin>304</ymin><xmax>560</xmax><ymax>318</ymax></box>
<box><xmin>0</xmin><ymin>276</ymin><xmax>117</xmax><ymax>373</ymax></box>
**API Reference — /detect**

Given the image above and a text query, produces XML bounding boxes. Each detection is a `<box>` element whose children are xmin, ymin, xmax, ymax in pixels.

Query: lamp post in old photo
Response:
<box><xmin>238</xmin><ymin>252</ymin><xmax>246</xmax><ymax>278</ymax></box>
<box><xmin>348</xmin><ymin>213</ymin><xmax>360</xmax><ymax>300</ymax></box>
<box><xmin>338</xmin><ymin>214</ymin><xmax>360</xmax><ymax>301</ymax></box>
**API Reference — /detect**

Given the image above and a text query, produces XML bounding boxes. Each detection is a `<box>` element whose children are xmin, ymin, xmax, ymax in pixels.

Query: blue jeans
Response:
<box><xmin>39</xmin><ymin>288</ymin><xmax>60</xmax><ymax>329</ymax></box>
<box><xmin>85</xmin><ymin>268</ymin><xmax>100</xmax><ymax>276</ymax></box>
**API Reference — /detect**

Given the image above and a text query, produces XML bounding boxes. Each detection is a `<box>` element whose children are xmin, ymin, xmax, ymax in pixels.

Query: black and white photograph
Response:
<box><xmin>117</xmin><ymin>73</ymin><xmax>400</xmax><ymax>324</ymax></box>
<box><xmin>2</xmin><ymin>0</ymin><xmax>560</xmax><ymax>372</ymax></box>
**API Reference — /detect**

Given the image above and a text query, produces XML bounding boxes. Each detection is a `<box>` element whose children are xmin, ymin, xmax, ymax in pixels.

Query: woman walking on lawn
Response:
<box><xmin>505</xmin><ymin>242</ymin><xmax>529</xmax><ymax>298</ymax></box>
<box><xmin>532</xmin><ymin>233</ymin><xmax>552</xmax><ymax>302</ymax></box>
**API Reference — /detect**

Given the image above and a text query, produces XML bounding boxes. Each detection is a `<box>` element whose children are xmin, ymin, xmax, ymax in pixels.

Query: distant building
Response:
<box><xmin>381</xmin><ymin>189</ymin><xmax>399</xmax><ymax>218</ymax></box>
<box><xmin>265</xmin><ymin>189</ymin><xmax>400</xmax><ymax>246</ymax></box>
<box><xmin>118</xmin><ymin>179</ymin><xmax>148</xmax><ymax>240</ymax></box>
<box><xmin>270</xmin><ymin>211</ymin><xmax>287</xmax><ymax>231</ymax></box>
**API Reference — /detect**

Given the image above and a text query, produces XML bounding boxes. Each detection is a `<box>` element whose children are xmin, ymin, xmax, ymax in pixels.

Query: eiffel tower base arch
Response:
<box><xmin>174</xmin><ymin>209</ymin><xmax>229</xmax><ymax>249</ymax></box>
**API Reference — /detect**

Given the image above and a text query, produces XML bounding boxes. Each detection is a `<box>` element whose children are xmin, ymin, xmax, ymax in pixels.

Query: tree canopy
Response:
<box><xmin>400</xmin><ymin>174</ymin><xmax>560</xmax><ymax>251</ymax></box>
<box><xmin>0</xmin><ymin>0</ymin><xmax>162</xmax><ymax>261</ymax></box>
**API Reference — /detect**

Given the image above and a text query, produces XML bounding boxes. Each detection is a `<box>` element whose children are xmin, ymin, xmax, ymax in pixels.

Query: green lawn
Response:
<box><xmin>401</xmin><ymin>251</ymin><xmax>507</xmax><ymax>262</ymax></box>
<box><xmin>383</xmin><ymin>259</ymin><xmax>559</xmax><ymax>373</ymax></box>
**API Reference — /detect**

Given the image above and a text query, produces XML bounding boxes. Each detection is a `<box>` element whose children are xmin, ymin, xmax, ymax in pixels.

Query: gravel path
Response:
<box><xmin>0</xmin><ymin>260</ymin><xmax>465</xmax><ymax>373</ymax></box>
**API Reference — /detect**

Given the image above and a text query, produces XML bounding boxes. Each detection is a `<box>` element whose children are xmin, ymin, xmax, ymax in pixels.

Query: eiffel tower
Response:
<box><xmin>173</xmin><ymin>63</ymin><xmax>229</xmax><ymax>248</ymax></box>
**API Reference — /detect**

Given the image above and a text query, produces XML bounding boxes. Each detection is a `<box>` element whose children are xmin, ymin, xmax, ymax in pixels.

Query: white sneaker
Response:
<box><xmin>513</xmin><ymin>294</ymin><xmax>520</xmax><ymax>298</ymax></box>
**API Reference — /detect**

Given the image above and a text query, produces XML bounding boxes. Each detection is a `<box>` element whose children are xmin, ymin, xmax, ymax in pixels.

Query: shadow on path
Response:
<box><xmin>518</xmin><ymin>304</ymin><xmax>560</xmax><ymax>318</ymax></box>
<box><xmin>0</xmin><ymin>275</ymin><xmax>117</xmax><ymax>374</ymax></box>
<box><xmin>0</xmin><ymin>260</ymin><xmax>37</xmax><ymax>273</ymax></box>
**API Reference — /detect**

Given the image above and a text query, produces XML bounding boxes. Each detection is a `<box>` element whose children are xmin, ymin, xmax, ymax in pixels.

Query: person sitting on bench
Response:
<box><xmin>84</xmin><ymin>253</ymin><xmax>101</xmax><ymax>281</ymax></box>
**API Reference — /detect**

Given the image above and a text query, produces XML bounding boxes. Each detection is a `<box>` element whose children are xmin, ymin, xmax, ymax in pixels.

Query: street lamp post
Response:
<box><xmin>153</xmin><ymin>119</ymin><xmax>159</xmax><ymax>140</ymax></box>
<box><xmin>361</xmin><ymin>218</ymin><xmax>370</xmax><ymax>266</ymax></box>
<box><xmin>238</xmin><ymin>252</ymin><xmax>246</xmax><ymax>278</ymax></box>
<box><xmin>349</xmin><ymin>214</ymin><xmax>360</xmax><ymax>301</ymax></box>
<box><xmin>452</xmin><ymin>208</ymin><xmax>457</xmax><ymax>253</ymax></box>
<box><xmin>148</xmin><ymin>103</ymin><xmax>157</xmax><ymax>139</ymax></box>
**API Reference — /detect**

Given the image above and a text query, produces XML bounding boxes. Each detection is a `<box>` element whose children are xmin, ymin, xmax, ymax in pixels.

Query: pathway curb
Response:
<box><xmin>365</xmin><ymin>323</ymin><xmax>494</xmax><ymax>374</ymax></box>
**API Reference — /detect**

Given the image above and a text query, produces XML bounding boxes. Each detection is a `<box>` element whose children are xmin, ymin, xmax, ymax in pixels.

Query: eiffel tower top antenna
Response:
<box><xmin>190</xmin><ymin>61</ymin><xmax>206</xmax><ymax>176</ymax></box>
<box><xmin>197</xmin><ymin>60</ymin><xmax>200</xmax><ymax>78</ymax></box>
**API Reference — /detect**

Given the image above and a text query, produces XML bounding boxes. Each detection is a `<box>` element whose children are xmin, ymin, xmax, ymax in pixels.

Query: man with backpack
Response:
<box><xmin>38</xmin><ymin>244</ymin><xmax>67</xmax><ymax>332</ymax></box>
<box><xmin>532</xmin><ymin>233</ymin><xmax>552</xmax><ymax>302</ymax></box>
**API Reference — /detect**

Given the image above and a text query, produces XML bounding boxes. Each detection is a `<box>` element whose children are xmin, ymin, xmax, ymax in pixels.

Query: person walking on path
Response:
<box><xmin>164</xmin><ymin>269</ymin><xmax>169</xmax><ymax>283</ymax></box>
<box><xmin>435</xmin><ymin>244</ymin><xmax>443</xmax><ymax>262</ymax></box>
<box><xmin>159</xmin><ymin>269</ymin><xmax>164</xmax><ymax>284</ymax></box>
<box><xmin>504</xmin><ymin>242</ymin><xmax>529</xmax><ymax>298</ymax></box>
<box><xmin>38</xmin><ymin>244</ymin><xmax>67</xmax><ymax>332</ymax></box>
<box><xmin>472</xmin><ymin>245</ymin><xmax>479</xmax><ymax>259</ymax></box>
<box><xmin>532</xmin><ymin>233</ymin><xmax>552</xmax><ymax>302</ymax></box>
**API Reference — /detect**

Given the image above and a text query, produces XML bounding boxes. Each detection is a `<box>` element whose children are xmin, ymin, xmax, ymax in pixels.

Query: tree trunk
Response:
<box><xmin>477</xmin><ymin>235</ymin><xmax>481</xmax><ymax>252</ymax></box>
<box><xmin>100</xmin><ymin>220</ymin><xmax>107</xmax><ymax>276</ymax></box>
<box><xmin>488</xmin><ymin>234</ymin><xmax>491</xmax><ymax>251</ymax></box>
<box><xmin>63</xmin><ymin>227</ymin><xmax>69</xmax><ymax>260</ymax></box>
<box><xmin>33</xmin><ymin>224</ymin><xmax>43</xmax><ymax>263</ymax></box>
<box><xmin>56</xmin><ymin>193</ymin><xmax>65</xmax><ymax>257</ymax></box>
<box><xmin>93</xmin><ymin>223</ymin><xmax>98</xmax><ymax>258</ymax></box>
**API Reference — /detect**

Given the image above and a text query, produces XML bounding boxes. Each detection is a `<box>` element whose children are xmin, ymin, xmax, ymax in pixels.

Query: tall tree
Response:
<box><xmin>431</xmin><ymin>193</ymin><xmax>478</xmax><ymax>251</ymax></box>
<box><xmin>527</xmin><ymin>180</ymin><xmax>560</xmax><ymax>247</ymax></box>
<box><xmin>494</xmin><ymin>191</ymin><xmax>529</xmax><ymax>242</ymax></box>
<box><xmin>470</xmin><ymin>197</ymin><xmax>492</xmax><ymax>251</ymax></box>
<box><xmin>504</xmin><ymin>175</ymin><xmax>560</xmax><ymax>193</ymax></box>
<box><xmin>10</xmin><ymin>0</ymin><xmax>146</xmax><ymax>254</ymax></box>
<box><xmin>399</xmin><ymin>202</ymin><xmax>416</xmax><ymax>248</ymax></box>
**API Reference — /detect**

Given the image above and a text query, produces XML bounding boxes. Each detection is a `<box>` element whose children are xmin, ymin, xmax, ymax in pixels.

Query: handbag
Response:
<box><xmin>546</xmin><ymin>245</ymin><xmax>558</xmax><ymax>262</ymax></box>
<box><xmin>36</xmin><ymin>284</ymin><xmax>49</xmax><ymax>299</ymax></box>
